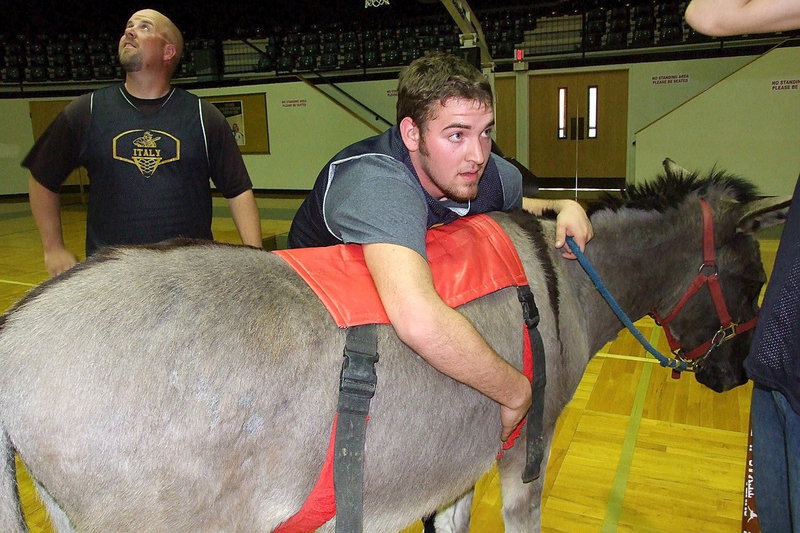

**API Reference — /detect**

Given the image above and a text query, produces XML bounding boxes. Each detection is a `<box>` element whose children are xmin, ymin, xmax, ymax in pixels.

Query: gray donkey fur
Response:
<box><xmin>0</xmin><ymin>162</ymin><xmax>790</xmax><ymax>533</ymax></box>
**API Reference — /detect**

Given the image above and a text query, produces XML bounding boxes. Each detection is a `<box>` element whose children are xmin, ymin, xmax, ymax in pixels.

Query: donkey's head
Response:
<box><xmin>659</xmin><ymin>159</ymin><xmax>790</xmax><ymax>392</ymax></box>
<box><xmin>596</xmin><ymin>159</ymin><xmax>791</xmax><ymax>392</ymax></box>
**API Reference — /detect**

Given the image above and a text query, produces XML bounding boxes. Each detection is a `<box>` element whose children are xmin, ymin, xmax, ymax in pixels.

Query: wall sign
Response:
<box><xmin>281</xmin><ymin>99</ymin><xmax>308</xmax><ymax>108</ymax></box>
<box><xmin>771</xmin><ymin>79</ymin><xmax>800</xmax><ymax>91</ymax></box>
<box><xmin>651</xmin><ymin>73</ymin><xmax>689</xmax><ymax>85</ymax></box>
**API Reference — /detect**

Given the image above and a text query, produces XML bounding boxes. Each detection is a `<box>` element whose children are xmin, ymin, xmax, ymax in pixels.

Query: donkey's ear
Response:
<box><xmin>737</xmin><ymin>196</ymin><xmax>792</xmax><ymax>234</ymax></box>
<box><xmin>662</xmin><ymin>158</ymin><xmax>692</xmax><ymax>179</ymax></box>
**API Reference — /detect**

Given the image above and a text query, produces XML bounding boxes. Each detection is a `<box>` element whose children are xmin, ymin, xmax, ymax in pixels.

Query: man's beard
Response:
<box><xmin>418</xmin><ymin>136</ymin><xmax>481</xmax><ymax>203</ymax></box>
<box><xmin>119</xmin><ymin>51</ymin><xmax>142</xmax><ymax>73</ymax></box>
<box><xmin>435</xmin><ymin>178</ymin><xmax>479</xmax><ymax>203</ymax></box>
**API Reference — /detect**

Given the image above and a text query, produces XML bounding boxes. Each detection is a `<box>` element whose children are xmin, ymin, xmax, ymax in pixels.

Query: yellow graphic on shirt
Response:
<box><xmin>113</xmin><ymin>129</ymin><xmax>180</xmax><ymax>178</ymax></box>
<box><xmin>133</xmin><ymin>131</ymin><xmax>161</xmax><ymax>148</ymax></box>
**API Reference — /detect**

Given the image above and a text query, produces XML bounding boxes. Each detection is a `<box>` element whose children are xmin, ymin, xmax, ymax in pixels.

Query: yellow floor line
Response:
<box><xmin>594</xmin><ymin>351</ymin><xmax>662</xmax><ymax>364</ymax></box>
<box><xmin>0</xmin><ymin>279</ymin><xmax>37</xmax><ymax>287</ymax></box>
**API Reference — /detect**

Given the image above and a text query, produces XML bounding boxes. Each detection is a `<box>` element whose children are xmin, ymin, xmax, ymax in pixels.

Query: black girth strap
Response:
<box><xmin>517</xmin><ymin>286</ymin><xmax>547</xmax><ymax>483</ymax></box>
<box><xmin>334</xmin><ymin>324</ymin><xmax>379</xmax><ymax>533</ymax></box>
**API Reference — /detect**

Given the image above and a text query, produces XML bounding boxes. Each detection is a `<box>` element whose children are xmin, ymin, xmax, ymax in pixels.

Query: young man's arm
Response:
<box><xmin>363</xmin><ymin>242</ymin><xmax>532</xmax><ymax>441</ymax></box>
<box><xmin>685</xmin><ymin>0</ymin><xmax>800</xmax><ymax>36</ymax></box>
<box><xmin>28</xmin><ymin>175</ymin><xmax>77</xmax><ymax>277</ymax></box>
<box><xmin>523</xmin><ymin>197</ymin><xmax>594</xmax><ymax>258</ymax></box>
<box><xmin>226</xmin><ymin>189</ymin><xmax>263</xmax><ymax>248</ymax></box>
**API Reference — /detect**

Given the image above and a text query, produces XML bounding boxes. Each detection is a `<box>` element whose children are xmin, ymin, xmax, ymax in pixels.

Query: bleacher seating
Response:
<box><xmin>659</xmin><ymin>13</ymin><xmax>684</xmax><ymax>44</ymax></box>
<box><xmin>73</xmin><ymin>65</ymin><xmax>93</xmax><ymax>80</ymax></box>
<box><xmin>340</xmin><ymin>51</ymin><xmax>359</xmax><ymax>69</ymax></box>
<box><xmin>296</xmin><ymin>54</ymin><xmax>315</xmax><ymax>72</ymax></box>
<box><xmin>632</xmin><ymin>4</ymin><xmax>654</xmax><ymax>18</ymax></box>
<box><xmin>318</xmin><ymin>52</ymin><xmax>338</xmax><ymax>70</ymax></box>
<box><xmin>49</xmin><ymin>65</ymin><xmax>70</xmax><ymax>81</ymax></box>
<box><xmin>586</xmin><ymin>31</ymin><xmax>603</xmax><ymax>50</ymax></box>
<box><xmin>93</xmin><ymin>64</ymin><xmax>115</xmax><ymax>80</ymax></box>
<box><xmin>2</xmin><ymin>66</ymin><xmax>22</xmax><ymax>83</ymax></box>
<box><xmin>384</xmin><ymin>48</ymin><xmax>402</xmax><ymax>66</ymax></box>
<box><xmin>633</xmin><ymin>14</ymin><xmax>656</xmax><ymax>31</ymax></box>
<box><xmin>606</xmin><ymin>30</ymin><xmax>628</xmax><ymax>49</ymax></box>
<box><xmin>587</xmin><ymin>7</ymin><xmax>606</xmax><ymax>23</ymax></box>
<box><xmin>180</xmin><ymin>60</ymin><xmax>198</xmax><ymax>77</ymax></box>
<box><xmin>608</xmin><ymin>7</ymin><xmax>629</xmax><ymax>31</ymax></box>
<box><xmin>686</xmin><ymin>26</ymin><xmax>711</xmax><ymax>43</ymax></box>
<box><xmin>0</xmin><ymin>1</ymin><xmax>791</xmax><ymax>86</ymax></box>
<box><xmin>276</xmin><ymin>55</ymin><xmax>294</xmax><ymax>73</ymax></box>
<box><xmin>363</xmin><ymin>48</ymin><xmax>380</xmax><ymax>67</ymax></box>
<box><xmin>632</xmin><ymin>27</ymin><xmax>655</xmax><ymax>46</ymax></box>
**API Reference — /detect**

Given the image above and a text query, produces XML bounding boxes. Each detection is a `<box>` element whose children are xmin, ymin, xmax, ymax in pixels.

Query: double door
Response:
<box><xmin>529</xmin><ymin>70</ymin><xmax>628</xmax><ymax>188</ymax></box>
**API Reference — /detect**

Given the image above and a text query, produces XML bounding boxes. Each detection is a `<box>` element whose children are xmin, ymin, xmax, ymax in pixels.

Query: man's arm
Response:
<box><xmin>363</xmin><ymin>242</ymin><xmax>532</xmax><ymax>441</ymax></box>
<box><xmin>28</xmin><ymin>175</ymin><xmax>77</xmax><ymax>276</ymax></box>
<box><xmin>226</xmin><ymin>189</ymin><xmax>263</xmax><ymax>248</ymax></box>
<box><xmin>201</xmin><ymin>99</ymin><xmax>260</xmax><ymax>248</ymax></box>
<box><xmin>685</xmin><ymin>0</ymin><xmax>800</xmax><ymax>36</ymax></box>
<box><xmin>522</xmin><ymin>197</ymin><xmax>594</xmax><ymax>258</ymax></box>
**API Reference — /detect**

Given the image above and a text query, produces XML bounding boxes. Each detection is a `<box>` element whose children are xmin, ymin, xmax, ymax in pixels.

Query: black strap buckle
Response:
<box><xmin>517</xmin><ymin>285</ymin><xmax>541</xmax><ymax>329</ymax></box>
<box><xmin>338</xmin><ymin>325</ymin><xmax>379</xmax><ymax>414</ymax></box>
<box><xmin>340</xmin><ymin>348</ymin><xmax>379</xmax><ymax>400</ymax></box>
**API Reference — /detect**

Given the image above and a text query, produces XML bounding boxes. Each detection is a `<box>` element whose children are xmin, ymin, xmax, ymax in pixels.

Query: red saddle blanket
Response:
<box><xmin>273</xmin><ymin>214</ymin><xmax>529</xmax><ymax>327</ymax></box>
<box><xmin>271</xmin><ymin>214</ymin><xmax>531</xmax><ymax>533</ymax></box>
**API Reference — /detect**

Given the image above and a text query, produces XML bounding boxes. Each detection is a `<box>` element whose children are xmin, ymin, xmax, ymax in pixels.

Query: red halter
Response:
<box><xmin>650</xmin><ymin>199</ymin><xmax>758</xmax><ymax>373</ymax></box>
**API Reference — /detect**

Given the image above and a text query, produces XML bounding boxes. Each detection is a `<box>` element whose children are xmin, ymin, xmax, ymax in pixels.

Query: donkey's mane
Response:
<box><xmin>588</xmin><ymin>168</ymin><xmax>758</xmax><ymax>216</ymax></box>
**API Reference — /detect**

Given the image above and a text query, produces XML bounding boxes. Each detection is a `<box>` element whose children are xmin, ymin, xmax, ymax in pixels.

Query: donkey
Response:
<box><xmin>0</xmin><ymin>161</ymin><xmax>789</xmax><ymax>533</ymax></box>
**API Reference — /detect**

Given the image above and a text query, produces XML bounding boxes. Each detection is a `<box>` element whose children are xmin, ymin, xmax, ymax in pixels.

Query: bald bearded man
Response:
<box><xmin>23</xmin><ymin>9</ymin><xmax>262</xmax><ymax>276</ymax></box>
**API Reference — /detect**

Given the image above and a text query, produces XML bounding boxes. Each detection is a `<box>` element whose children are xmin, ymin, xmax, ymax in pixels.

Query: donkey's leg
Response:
<box><xmin>0</xmin><ymin>429</ymin><xmax>26</xmax><ymax>533</ymax></box>
<box><xmin>431</xmin><ymin>490</ymin><xmax>474</xmax><ymax>533</ymax></box>
<box><xmin>497</xmin><ymin>444</ymin><xmax>551</xmax><ymax>533</ymax></box>
<box><xmin>32</xmin><ymin>481</ymin><xmax>74</xmax><ymax>533</ymax></box>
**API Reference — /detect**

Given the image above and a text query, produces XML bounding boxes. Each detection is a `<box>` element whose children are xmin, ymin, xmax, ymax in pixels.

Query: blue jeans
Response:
<box><xmin>751</xmin><ymin>384</ymin><xmax>800</xmax><ymax>533</ymax></box>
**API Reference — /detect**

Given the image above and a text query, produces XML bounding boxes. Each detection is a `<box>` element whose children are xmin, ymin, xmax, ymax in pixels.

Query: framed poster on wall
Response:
<box><xmin>202</xmin><ymin>93</ymin><xmax>270</xmax><ymax>154</ymax></box>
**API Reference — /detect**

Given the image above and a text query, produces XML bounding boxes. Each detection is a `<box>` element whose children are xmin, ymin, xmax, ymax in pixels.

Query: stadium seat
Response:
<box><xmin>605</xmin><ymin>31</ymin><xmax>628</xmax><ymax>48</ymax></box>
<box><xmin>318</xmin><ymin>52</ymin><xmax>338</xmax><ymax>70</ymax></box>
<box><xmin>659</xmin><ymin>24</ymin><xmax>683</xmax><ymax>44</ymax></box>
<box><xmin>276</xmin><ymin>55</ymin><xmax>294</xmax><ymax>73</ymax></box>
<box><xmin>632</xmin><ymin>28</ymin><xmax>654</xmax><ymax>46</ymax></box>
<box><xmin>296</xmin><ymin>54</ymin><xmax>315</xmax><ymax>71</ymax></box>
<box><xmin>255</xmin><ymin>55</ymin><xmax>274</xmax><ymax>72</ymax></box>
<box><xmin>1</xmin><ymin>66</ymin><xmax>22</xmax><ymax>82</ymax></box>
<box><xmin>48</xmin><ymin>65</ymin><xmax>71</xmax><ymax>81</ymax></box>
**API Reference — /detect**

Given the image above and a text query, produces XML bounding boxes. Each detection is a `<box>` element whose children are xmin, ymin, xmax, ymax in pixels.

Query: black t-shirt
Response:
<box><xmin>23</xmin><ymin>84</ymin><xmax>253</xmax><ymax>254</ymax></box>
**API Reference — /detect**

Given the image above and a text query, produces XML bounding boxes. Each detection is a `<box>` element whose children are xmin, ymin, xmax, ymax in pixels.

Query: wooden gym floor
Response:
<box><xmin>0</xmin><ymin>195</ymin><xmax>778</xmax><ymax>533</ymax></box>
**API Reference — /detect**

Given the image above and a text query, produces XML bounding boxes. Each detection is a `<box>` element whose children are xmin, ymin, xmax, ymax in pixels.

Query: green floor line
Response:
<box><xmin>600</xmin><ymin>327</ymin><xmax>660</xmax><ymax>532</ymax></box>
<box><xmin>0</xmin><ymin>209</ymin><xmax>34</xmax><ymax>221</ymax></box>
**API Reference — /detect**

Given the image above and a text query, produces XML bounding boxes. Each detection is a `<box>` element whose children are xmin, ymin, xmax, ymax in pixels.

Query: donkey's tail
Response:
<box><xmin>0</xmin><ymin>425</ymin><xmax>27</xmax><ymax>532</ymax></box>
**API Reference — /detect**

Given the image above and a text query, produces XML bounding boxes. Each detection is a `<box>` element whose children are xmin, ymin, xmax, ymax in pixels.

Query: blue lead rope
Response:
<box><xmin>566</xmin><ymin>236</ymin><xmax>687</xmax><ymax>371</ymax></box>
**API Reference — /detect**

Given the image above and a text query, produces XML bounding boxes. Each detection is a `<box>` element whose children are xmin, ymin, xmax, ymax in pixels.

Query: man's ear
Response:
<box><xmin>399</xmin><ymin>116</ymin><xmax>420</xmax><ymax>152</ymax></box>
<box><xmin>163</xmin><ymin>43</ymin><xmax>177</xmax><ymax>64</ymax></box>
